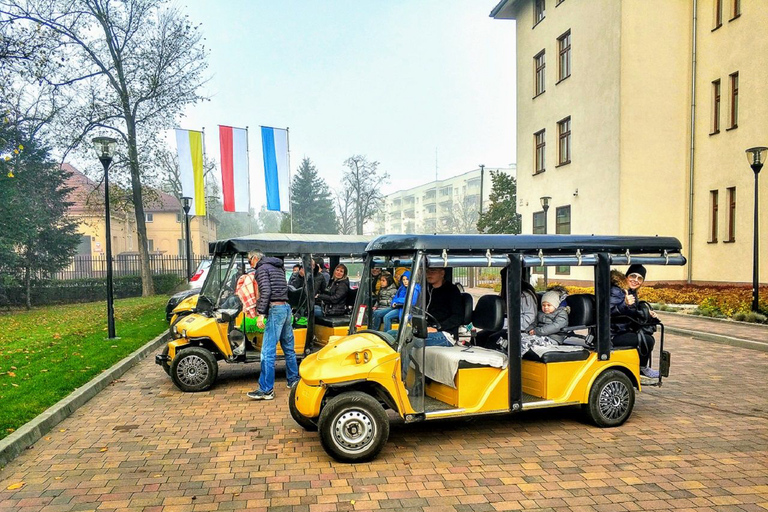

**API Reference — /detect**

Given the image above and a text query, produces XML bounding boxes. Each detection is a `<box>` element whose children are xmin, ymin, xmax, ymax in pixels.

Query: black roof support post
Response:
<box><xmin>507</xmin><ymin>253</ymin><xmax>523</xmax><ymax>412</ymax></box>
<box><xmin>595</xmin><ymin>253</ymin><xmax>611</xmax><ymax>361</ymax></box>
<box><xmin>303</xmin><ymin>253</ymin><xmax>316</xmax><ymax>355</ymax></box>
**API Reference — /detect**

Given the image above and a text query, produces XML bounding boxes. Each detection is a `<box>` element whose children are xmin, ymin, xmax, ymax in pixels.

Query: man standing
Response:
<box><xmin>246</xmin><ymin>251</ymin><xmax>300</xmax><ymax>400</ymax></box>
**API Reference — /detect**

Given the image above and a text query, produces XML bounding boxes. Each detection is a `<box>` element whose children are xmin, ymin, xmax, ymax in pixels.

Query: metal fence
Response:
<box><xmin>453</xmin><ymin>267</ymin><xmax>502</xmax><ymax>290</ymax></box>
<box><xmin>51</xmin><ymin>254</ymin><xmax>208</xmax><ymax>280</ymax></box>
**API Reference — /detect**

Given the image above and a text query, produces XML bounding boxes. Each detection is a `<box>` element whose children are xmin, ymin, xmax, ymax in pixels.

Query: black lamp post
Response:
<box><xmin>478</xmin><ymin>164</ymin><xmax>485</xmax><ymax>216</ymax></box>
<box><xmin>92</xmin><ymin>136</ymin><xmax>118</xmax><ymax>339</ymax></box>
<box><xmin>540</xmin><ymin>196</ymin><xmax>552</xmax><ymax>288</ymax></box>
<box><xmin>181</xmin><ymin>196</ymin><xmax>193</xmax><ymax>279</ymax></box>
<box><xmin>746</xmin><ymin>147</ymin><xmax>766</xmax><ymax>312</ymax></box>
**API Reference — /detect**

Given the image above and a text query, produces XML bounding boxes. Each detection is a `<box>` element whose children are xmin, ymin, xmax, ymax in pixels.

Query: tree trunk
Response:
<box><xmin>125</xmin><ymin>114</ymin><xmax>155</xmax><ymax>296</ymax></box>
<box><xmin>24</xmin><ymin>265</ymin><xmax>31</xmax><ymax>310</ymax></box>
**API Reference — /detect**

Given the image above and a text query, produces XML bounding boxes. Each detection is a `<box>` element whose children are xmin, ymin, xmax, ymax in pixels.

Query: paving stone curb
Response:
<box><xmin>0</xmin><ymin>330</ymin><xmax>170</xmax><ymax>468</ymax></box>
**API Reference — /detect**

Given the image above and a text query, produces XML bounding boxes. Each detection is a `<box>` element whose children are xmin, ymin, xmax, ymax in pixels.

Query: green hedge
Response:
<box><xmin>1</xmin><ymin>274</ymin><xmax>183</xmax><ymax>307</ymax></box>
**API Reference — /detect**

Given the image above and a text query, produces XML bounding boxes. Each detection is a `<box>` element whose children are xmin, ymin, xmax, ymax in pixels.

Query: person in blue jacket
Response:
<box><xmin>372</xmin><ymin>271</ymin><xmax>420</xmax><ymax>331</ymax></box>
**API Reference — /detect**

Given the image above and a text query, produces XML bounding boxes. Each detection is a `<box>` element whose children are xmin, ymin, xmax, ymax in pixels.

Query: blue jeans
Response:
<box><xmin>372</xmin><ymin>307</ymin><xmax>400</xmax><ymax>330</ymax></box>
<box><xmin>258</xmin><ymin>304</ymin><xmax>299</xmax><ymax>392</ymax></box>
<box><xmin>400</xmin><ymin>331</ymin><xmax>453</xmax><ymax>381</ymax></box>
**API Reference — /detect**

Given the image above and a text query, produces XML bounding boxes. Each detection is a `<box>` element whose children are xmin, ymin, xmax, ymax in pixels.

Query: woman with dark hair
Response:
<box><xmin>315</xmin><ymin>264</ymin><xmax>350</xmax><ymax>317</ymax></box>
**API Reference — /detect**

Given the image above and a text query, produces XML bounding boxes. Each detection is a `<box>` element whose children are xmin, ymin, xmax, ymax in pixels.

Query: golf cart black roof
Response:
<box><xmin>366</xmin><ymin>234</ymin><xmax>683</xmax><ymax>255</ymax></box>
<box><xmin>209</xmin><ymin>233</ymin><xmax>371</xmax><ymax>256</ymax></box>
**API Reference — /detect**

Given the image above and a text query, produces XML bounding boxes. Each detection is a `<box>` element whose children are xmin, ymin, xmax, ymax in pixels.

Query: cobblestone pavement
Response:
<box><xmin>1</xmin><ymin>330</ymin><xmax>767</xmax><ymax>512</ymax></box>
<box><xmin>656</xmin><ymin>312</ymin><xmax>768</xmax><ymax>346</ymax></box>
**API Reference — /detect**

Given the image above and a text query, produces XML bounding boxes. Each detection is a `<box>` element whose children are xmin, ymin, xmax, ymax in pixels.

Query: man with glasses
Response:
<box><xmin>609</xmin><ymin>264</ymin><xmax>660</xmax><ymax>380</ymax></box>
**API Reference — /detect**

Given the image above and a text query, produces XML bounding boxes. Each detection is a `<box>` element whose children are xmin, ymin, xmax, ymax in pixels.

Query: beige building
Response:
<box><xmin>491</xmin><ymin>0</ymin><xmax>768</xmax><ymax>285</ymax></box>
<box><xmin>64</xmin><ymin>163</ymin><xmax>217</xmax><ymax>259</ymax></box>
<box><xmin>370</xmin><ymin>166</ymin><xmax>515</xmax><ymax>235</ymax></box>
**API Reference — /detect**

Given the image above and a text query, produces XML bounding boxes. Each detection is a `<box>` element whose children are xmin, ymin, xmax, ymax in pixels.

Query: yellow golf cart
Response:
<box><xmin>291</xmin><ymin>234</ymin><xmax>685</xmax><ymax>462</ymax></box>
<box><xmin>156</xmin><ymin>233</ymin><xmax>369</xmax><ymax>392</ymax></box>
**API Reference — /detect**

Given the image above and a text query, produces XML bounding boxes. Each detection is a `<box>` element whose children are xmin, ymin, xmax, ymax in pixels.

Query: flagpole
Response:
<box><xmin>245</xmin><ymin>125</ymin><xmax>253</xmax><ymax>235</ymax></box>
<box><xmin>287</xmin><ymin>126</ymin><xmax>293</xmax><ymax>234</ymax></box>
<box><xmin>202</xmin><ymin>126</ymin><xmax>209</xmax><ymax>247</ymax></box>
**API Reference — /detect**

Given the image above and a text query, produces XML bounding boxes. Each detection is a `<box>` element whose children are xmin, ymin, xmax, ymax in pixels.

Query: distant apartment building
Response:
<box><xmin>491</xmin><ymin>0</ymin><xmax>768</xmax><ymax>284</ymax></box>
<box><xmin>370</xmin><ymin>166</ymin><xmax>515</xmax><ymax>235</ymax></box>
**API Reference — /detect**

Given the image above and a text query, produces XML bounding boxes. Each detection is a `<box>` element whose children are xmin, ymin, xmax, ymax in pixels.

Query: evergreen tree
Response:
<box><xmin>476</xmin><ymin>170</ymin><xmax>522</xmax><ymax>235</ymax></box>
<box><xmin>0</xmin><ymin>122</ymin><xmax>81</xmax><ymax>308</ymax></box>
<box><xmin>290</xmin><ymin>158</ymin><xmax>338</xmax><ymax>234</ymax></box>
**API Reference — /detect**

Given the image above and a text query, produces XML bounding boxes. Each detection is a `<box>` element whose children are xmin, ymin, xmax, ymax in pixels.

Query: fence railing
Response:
<box><xmin>50</xmin><ymin>254</ymin><xmax>208</xmax><ymax>280</ymax></box>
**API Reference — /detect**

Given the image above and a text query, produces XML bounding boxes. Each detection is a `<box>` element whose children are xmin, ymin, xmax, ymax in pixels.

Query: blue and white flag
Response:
<box><xmin>261</xmin><ymin>126</ymin><xmax>290</xmax><ymax>212</ymax></box>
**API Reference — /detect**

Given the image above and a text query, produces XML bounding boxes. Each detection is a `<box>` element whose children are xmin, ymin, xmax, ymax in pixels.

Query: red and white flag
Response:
<box><xmin>219</xmin><ymin>125</ymin><xmax>250</xmax><ymax>212</ymax></box>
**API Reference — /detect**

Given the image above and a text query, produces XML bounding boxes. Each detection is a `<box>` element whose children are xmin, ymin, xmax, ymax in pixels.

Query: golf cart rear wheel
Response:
<box><xmin>585</xmin><ymin>369</ymin><xmax>635</xmax><ymax>427</ymax></box>
<box><xmin>318</xmin><ymin>391</ymin><xmax>389</xmax><ymax>463</ymax></box>
<box><xmin>170</xmin><ymin>347</ymin><xmax>218</xmax><ymax>392</ymax></box>
<box><xmin>289</xmin><ymin>382</ymin><xmax>318</xmax><ymax>432</ymax></box>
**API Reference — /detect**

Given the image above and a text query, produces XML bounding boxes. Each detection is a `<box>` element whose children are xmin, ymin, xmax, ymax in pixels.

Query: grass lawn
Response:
<box><xmin>0</xmin><ymin>295</ymin><xmax>169</xmax><ymax>440</ymax></box>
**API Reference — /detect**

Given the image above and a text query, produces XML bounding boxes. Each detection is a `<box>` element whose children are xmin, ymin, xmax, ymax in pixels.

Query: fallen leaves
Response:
<box><xmin>6</xmin><ymin>482</ymin><xmax>25</xmax><ymax>490</ymax></box>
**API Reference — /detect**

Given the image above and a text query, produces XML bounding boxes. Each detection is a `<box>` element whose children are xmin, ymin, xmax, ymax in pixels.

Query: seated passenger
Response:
<box><xmin>372</xmin><ymin>271</ymin><xmax>418</xmax><ymax>331</ymax></box>
<box><xmin>498</xmin><ymin>291</ymin><xmax>568</xmax><ymax>354</ymax></box>
<box><xmin>610</xmin><ymin>264</ymin><xmax>659</xmax><ymax>379</ymax></box>
<box><xmin>288</xmin><ymin>263</ymin><xmax>303</xmax><ymax>290</ymax></box>
<box><xmin>476</xmin><ymin>271</ymin><xmax>538</xmax><ymax>349</ymax></box>
<box><xmin>314</xmin><ymin>263</ymin><xmax>350</xmax><ymax>317</ymax></box>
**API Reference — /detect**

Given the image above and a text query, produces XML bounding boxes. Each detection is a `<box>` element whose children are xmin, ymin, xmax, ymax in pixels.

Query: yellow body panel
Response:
<box><xmin>425</xmin><ymin>367</ymin><xmax>509</xmax><ymax>410</ymax></box>
<box><xmin>249</xmin><ymin>328</ymin><xmax>308</xmax><ymax>355</ymax></box>
<box><xmin>314</xmin><ymin>324</ymin><xmax>350</xmax><ymax>346</ymax></box>
<box><xmin>170</xmin><ymin>294</ymin><xmax>199</xmax><ymax>324</ymax></box>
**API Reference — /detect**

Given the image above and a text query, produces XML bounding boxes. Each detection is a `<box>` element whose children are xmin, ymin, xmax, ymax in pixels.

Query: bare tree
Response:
<box><xmin>442</xmin><ymin>192</ymin><xmax>480</xmax><ymax>234</ymax></box>
<box><xmin>1</xmin><ymin>0</ymin><xmax>209</xmax><ymax>295</ymax></box>
<box><xmin>341</xmin><ymin>155</ymin><xmax>389</xmax><ymax>235</ymax></box>
<box><xmin>334</xmin><ymin>186</ymin><xmax>355</xmax><ymax>235</ymax></box>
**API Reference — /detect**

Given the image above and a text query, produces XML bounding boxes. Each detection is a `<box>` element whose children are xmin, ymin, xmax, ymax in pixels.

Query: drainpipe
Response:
<box><xmin>687</xmin><ymin>0</ymin><xmax>698</xmax><ymax>284</ymax></box>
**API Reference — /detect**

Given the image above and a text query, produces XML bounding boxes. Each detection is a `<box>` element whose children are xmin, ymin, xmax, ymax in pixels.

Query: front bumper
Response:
<box><xmin>155</xmin><ymin>353</ymin><xmax>170</xmax><ymax>366</ymax></box>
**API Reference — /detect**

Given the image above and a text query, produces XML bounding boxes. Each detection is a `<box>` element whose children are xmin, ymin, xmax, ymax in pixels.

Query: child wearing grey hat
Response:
<box><xmin>528</xmin><ymin>290</ymin><xmax>569</xmax><ymax>343</ymax></box>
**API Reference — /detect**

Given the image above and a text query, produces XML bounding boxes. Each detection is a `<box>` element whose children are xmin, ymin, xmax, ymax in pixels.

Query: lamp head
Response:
<box><xmin>540</xmin><ymin>196</ymin><xmax>552</xmax><ymax>210</ymax></box>
<box><xmin>746</xmin><ymin>146</ymin><xmax>767</xmax><ymax>173</ymax></box>
<box><xmin>92</xmin><ymin>136</ymin><xmax>117</xmax><ymax>161</ymax></box>
<box><xmin>181</xmin><ymin>196</ymin><xmax>193</xmax><ymax>213</ymax></box>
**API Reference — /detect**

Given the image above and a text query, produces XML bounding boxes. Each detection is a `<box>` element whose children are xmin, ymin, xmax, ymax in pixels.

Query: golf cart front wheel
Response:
<box><xmin>318</xmin><ymin>391</ymin><xmax>389</xmax><ymax>463</ymax></box>
<box><xmin>170</xmin><ymin>347</ymin><xmax>218</xmax><ymax>392</ymax></box>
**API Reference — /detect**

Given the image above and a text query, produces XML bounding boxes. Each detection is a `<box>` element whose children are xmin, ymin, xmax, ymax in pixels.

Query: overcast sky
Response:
<box><xmin>176</xmin><ymin>0</ymin><xmax>516</xmax><ymax>210</ymax></box>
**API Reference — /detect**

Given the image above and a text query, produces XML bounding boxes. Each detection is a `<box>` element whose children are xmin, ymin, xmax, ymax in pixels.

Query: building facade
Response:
<box><xmin>491</xmin><ymin>0</ymin><xmax>768</xmax><ymax>284</ymax></box>
<box><xmin>370</xmin><ymin>166</ymin><xmax>515</xmax><ymax>235</ymax></box>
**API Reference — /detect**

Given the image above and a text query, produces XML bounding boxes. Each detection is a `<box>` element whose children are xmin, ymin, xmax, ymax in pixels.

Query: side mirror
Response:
<box><xmin>412</xmin><ymin>314</ymin><xmax>428</xmax><ymax>339</ymax></box>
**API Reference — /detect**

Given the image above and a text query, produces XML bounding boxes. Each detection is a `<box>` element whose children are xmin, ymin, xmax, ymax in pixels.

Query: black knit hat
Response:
<box><xmin>626</xmin><ymin>264</ymin><xmax>647</xmax><ymax>280</ymax></box>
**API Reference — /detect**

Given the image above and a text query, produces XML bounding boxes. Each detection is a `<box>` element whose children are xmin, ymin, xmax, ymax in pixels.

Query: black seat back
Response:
<box><xmin>472</xmin><ymin>295</ymin><xmax>504</xmax><ymax>331</ymax></box>
<box><xmin>565</xmin><ymin>294</ymin><xmax>596</xmax><ymax>327</ymax></box>
<box><xmin>460</xmin><ymin>292</ymin><xmax>474</xmax><ymax>324</ymax></box>
<box><xmin>345</xmin><ymin>287</ymin><xmax>358</xmax><ymax>313</ymax></box>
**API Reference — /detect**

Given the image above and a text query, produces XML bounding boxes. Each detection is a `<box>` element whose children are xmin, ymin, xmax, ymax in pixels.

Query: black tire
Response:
<box><xmin>170</xmin><ymin>347</ymin><xmax>218</xmax><ymax>392</ymax></box>
<box><xmin>585</xmin><ymin>369</ymin><xmax>635</xmax><ymax>427</ymax></box>
<box><xmin>160</xmin><ymin>345</ymin><xmax>171</xmax><ymax>376</ymax></box>
<box><xmin>318</xmin><ymin>391</ymin><xmax>389</xmax><ymax>463</ymax></box>
<box><xmin>289</xmin><ymin>382</ymin><xmax>318</xmax><ymax>432</ymax></box>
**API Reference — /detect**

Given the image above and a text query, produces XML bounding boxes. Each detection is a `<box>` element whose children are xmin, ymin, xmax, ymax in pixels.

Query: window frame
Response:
<box><xmin>728</xmin><ymin>72</ymin><xmax>738</xmax><ymax>130</ymax></box>
<box><xmin>730</xmin><ymin>0</ymin><xmax>740</xmax><ymax>20</ymax></box>
<box><xmin>534</xmin><ymin>0</ymin><xmax>546</xmax><ymax>27</ymax></box>
<box><xmin>709</xmin><ymin>190</ymin><xmax>719</xmax><ymax>243</ymax></box>
<box><xmin>713</xmin><ymin>0</ymin><xmax>723</xmax><ymax>30</ymax></box>
<box><xmin>726</xmin><ymin>187</ymin><xmax>736</xmax><ymax>243</ymax></box>
<box><xmin>557</xmin><ymin>30</ymin><xmax>571</xmax><ymax>83</ymax></box>
<box><xmin>145</xmin><ymin>212</ymin><xmax>154</xmax><ymax>223</ymax></box>
<box><xmin>534</xmin><ymin>129</ymin><xmax>546</xmax><ymax>175</ymax></box>
<box><xmin>557</xmin><ymin>116</ymin><xmax>571</xmax><ymax>166</ymax></box>
<box><xmin>533</xmin><ymin>50</ymin><xmax>546</xmax><ymax>98</ymax></box>
<box><xmin>711</xmin><ymin>79</ymin><xmax>721</xmax><ymax>135</ymax></box>
<box><xmin>555</xmin><ymin>205</ymin><xmax>571</xmax><ymax>274</ymax></box>
<box><xmin>148</xmin><ymin>239</ymin><xmax>155</xmax><ymax>252</ymax></box>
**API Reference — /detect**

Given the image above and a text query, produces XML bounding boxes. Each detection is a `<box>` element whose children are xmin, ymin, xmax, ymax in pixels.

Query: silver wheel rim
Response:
<box><xmin>599</xmin><ymin>380</ymin><xmax>630</xmax><ymax>420</ymax></box>
<box><xmin>177</xmin><ymin>354</ymin><xmax>210</xmax><ymax>387</ymax></box>
<box><xmin>331</xmin><ymin>408</ymin><xmax>376</xmax><ymax>455</ymax></box>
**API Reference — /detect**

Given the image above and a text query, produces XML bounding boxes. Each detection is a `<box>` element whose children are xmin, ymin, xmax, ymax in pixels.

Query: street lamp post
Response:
<box><xmin>540</xmin><ymin>196</ymin><xmax>552</xmax><ymax>288</ymax></box>
<box><xmin>478</xmin><ymin>164</ymin><xmax>485</xmax><ymax>216</ymax></box>
<box><xmin>181</xmin><ymin>196</ymin><xmax>193</xmax><ymax>280</ymax></box>
<box><xmin>746</xmin><ymin>147</ymin><xmax>766</xmax><ymax>312</ymax></box>
<box><xmin>92</xmin><ymin>136</ymin><xmax>118</xmax><ymax>339</ymax></box>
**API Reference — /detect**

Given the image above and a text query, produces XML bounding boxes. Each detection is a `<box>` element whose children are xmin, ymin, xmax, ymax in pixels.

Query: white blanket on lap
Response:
<box><xmin>422</xmin><ymin>345</ymin><xmax>508</xmax><ymax>389</ymax></box>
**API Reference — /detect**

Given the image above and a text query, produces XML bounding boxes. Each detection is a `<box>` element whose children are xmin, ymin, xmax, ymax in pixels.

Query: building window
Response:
<box><xmin>709</xmin><ymin>190</ymin><xmax>719</xmax><ymax>243</ymax></box>
<box><xmin>534</xmin><ymin>0</ymin><xmax>545</xmax><ymax>26</ymax></box>
<box><xmin>148</xmin><ymin>239</ymin><xmax>155</xmax><ymax>252</ymax></box>
<box><xmin>533</xmin><ymin>211</ymin><xmax>545</xmax><ymax>234</ymax></box>
<box><xmin>713</xmin><ymin>0</ymin><xmax>722</xmax><ymax>29</ymax></box>
<box><xmin>555</xmin><ymin>206</ymin><xmax>571</xmax><ymax>274</ymax></box>
<box><xmin>557</xmin><ymin>117</ymin><xmax>571</xmax><ymax>165</ymax></box>
<box><xmin>176</xmin><ymin>213</ymin><xmax>183</xmax><ymax>223</ymax></box>
<box><xmin>145</xmin><ymin>212</ymin><xmax>154</xmax><ymax>223</ymax></box>
<box><xmin>178</xmin><ymin>239</ymin><xmax>185</xmax><ymax>257</ymax></box>
<box><xmin>534</xmin><ymin>130</ymin><xmax>546</xmax><ymax>174</ymax></box>
<box><xmin>729</xmin><ymin>72</ymin><xmax>738</xmax><ymax>129</ymax></box>
<box><xmin>534</xmin><ymin>50</ymin><xmax>546</xmax><ymax>97</ymax></box>
<box><xmin>557</xmin><ymin>30</ymin><xmax>571</xmax><ymax>82</ymax></box>
<box><xmin>726</xmin><ymin>187</ymin><xmax>736</xmax><ymax>242</ymax></box>
<box><xmin>711</xmin><ymin>79</ymin><xmax>721</xmax><ymax>134</ymax></box>
<box><xmin>730</xmin><ymin>0</ymin><xmax>740</xmax><ymax>20</ymax></box>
